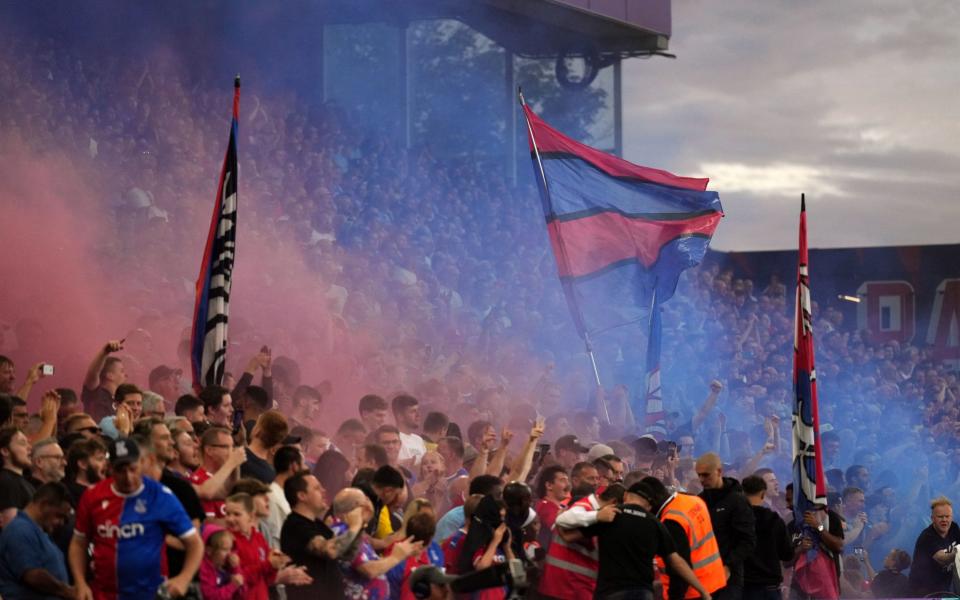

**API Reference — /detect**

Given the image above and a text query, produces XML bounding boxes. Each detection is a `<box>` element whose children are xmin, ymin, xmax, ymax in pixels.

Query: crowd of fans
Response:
<box><xmin>2</xmin><ymin>27</ymin><xmax>960</xmax><ymax>600</ymax></box>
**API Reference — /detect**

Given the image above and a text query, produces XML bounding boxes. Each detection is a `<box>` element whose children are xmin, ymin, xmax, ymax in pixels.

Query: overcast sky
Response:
<box><xmin>621</xmin><ymin>0</ymin><xmax>960</xmax><ymax>251</ymax></box>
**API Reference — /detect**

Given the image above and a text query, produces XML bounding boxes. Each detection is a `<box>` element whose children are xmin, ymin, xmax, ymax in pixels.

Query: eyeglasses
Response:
<box><xmin>207</xmin><ymin>443</ymin><xmax>233</xmax><ymax>449</ymax></box>
<box><xmin>36</xmin><ymin>454</ymin><xmax>65</xmax><ymax>461</ymax></box>
<box><xmin>77</xmin><ymin>426</ymin><xmax>101</xmax><ymax>434</ymax></box>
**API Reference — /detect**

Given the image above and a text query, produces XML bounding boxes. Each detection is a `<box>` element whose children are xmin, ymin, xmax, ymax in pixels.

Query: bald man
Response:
<box><xmin>696</xmin><ymin>453</ymin><xmax>756</xmax><ymax>600</ymax></box>
<box><xmin>330</xmin><ymin>488</ymin><xmax>421</xmax><ymax>598</ymax></box>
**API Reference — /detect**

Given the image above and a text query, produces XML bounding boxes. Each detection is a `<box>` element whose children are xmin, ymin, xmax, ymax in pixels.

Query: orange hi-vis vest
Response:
<box><xmin>656</xmin><ymin>492</ymin><xmax>727</xmax><ymax>599</ymax></box>
<box><xmin>538</xmin><ymin>494</ymin><xmax>600</xmax><ymax>600</ymax></box>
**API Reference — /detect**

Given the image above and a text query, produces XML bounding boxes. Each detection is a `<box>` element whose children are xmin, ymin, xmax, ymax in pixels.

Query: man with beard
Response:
<box><xmin>167</xmin><ymin>427</ymin><xmax>200</xmax><ymax>478</ymax></box>
<box><xmin>64</xmin><ymin>438</ymin><xmax>108</xmax><ymax>506</ymax></box>
<box><xmin>28</xmin><ymin>438</ymin><xmax>66</xmax><ymax>487</ymax></box>
<box><xmin>0</xmin><ymin>427</ymin><xmax>35</xmax><ymax>528</ymax></box>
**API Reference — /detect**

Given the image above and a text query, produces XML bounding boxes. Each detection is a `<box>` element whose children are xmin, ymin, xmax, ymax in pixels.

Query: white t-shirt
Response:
<box><xmin>398</xmin><ymin>432</ymin><xmax>427</xmax><ymax>465</ymax></box>
<box><xmin>264</xmin><ymin>481</ymin><xmax>291</xmax><ymax>549</ymax></box>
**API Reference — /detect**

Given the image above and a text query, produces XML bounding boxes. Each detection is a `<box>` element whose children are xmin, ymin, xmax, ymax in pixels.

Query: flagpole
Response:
<box><xmin>519</xmin><ymin>88</ymin><xmax>610</xmax><ymax>423</ymax></box>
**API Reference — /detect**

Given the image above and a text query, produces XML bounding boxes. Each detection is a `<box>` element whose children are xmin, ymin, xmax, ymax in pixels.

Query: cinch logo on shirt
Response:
<box><xmin>97</xmin><ymin>521</ymin><xmax>146</xmax><ymax>539</ymax></box>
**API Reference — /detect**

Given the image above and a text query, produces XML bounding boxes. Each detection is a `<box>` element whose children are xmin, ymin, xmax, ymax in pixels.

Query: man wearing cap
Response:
<box><xmin>635</xmin><ymin>476</ymin><xmax>727</xmax><ymax>600</ymax></box>
<box><xmin>554</xmin><ymin>435</ymin><xmax>589</xmax><ymax>471</ymax></box>
<box><xmin>149</xmin><ymin>365</ymin><xmax>182</xmax><ymax>408</ymax></box>
<box><xmin>69</xmin><ymin>437</ymin><xmax>203</xmax><ymax>599</ymax></box>
<box><xmin>575</xmin><ymin>482</ymin><xmax>712</xmax><ymax>600</ymax></box>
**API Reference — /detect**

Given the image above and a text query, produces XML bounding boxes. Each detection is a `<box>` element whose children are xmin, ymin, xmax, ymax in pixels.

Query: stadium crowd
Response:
<box><xmin>3</xmin><ymin>28</ymin><xmax>960</xmax><ymax>600</ymax></box>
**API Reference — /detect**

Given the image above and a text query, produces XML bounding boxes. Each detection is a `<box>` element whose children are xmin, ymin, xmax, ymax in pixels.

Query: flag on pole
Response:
<box><xmin>643</xmin><ymin>291</ymin><xmax>667</xmax><ymax>439</ymax></box>
<box><xmin>520</xmin><ymin>102</ymin><xmax>723</xmax><ymax>339</ymax></box>
<box><xmin>791</xmin><ymin>194</ymin><xmax>826</xmax><ymax>512</ymax></box>
<box><xmin>191</xmin><ymin>77</ymin><xmax>240</xmax><ymax>391</ymax></box>
<box><xmin>791</xmin><ymin>195</ymin><xmax>837</xmax><ymax>598</ymax></box>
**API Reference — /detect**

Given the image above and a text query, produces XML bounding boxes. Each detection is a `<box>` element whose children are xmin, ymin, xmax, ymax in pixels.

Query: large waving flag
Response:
<box><xmin>191</xmin><ymin>77</ymin><xmax>239</xmax><ymax>391</ymax></box>
<box><xmin>521</xmin><ymin>103</ymin><xmax>723</xmax><ymax>339</ymax></box>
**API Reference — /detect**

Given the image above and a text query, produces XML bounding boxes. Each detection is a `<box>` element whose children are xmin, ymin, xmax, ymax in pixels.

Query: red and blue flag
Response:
<box><xmin>521</xmin><ymin>104</ymin><xmax>723</xmax><ymax>339</ymax></box>
<box><xmin>191</xmin><ymin>77</ymin><xmax>239</xmax><ymax>391</ymax></box>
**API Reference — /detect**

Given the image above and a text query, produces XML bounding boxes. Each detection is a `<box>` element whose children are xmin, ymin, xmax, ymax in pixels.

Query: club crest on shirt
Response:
<box><xmin>102</xmin><ymin>500</ymin><xmax>110</xmax><ymax>510</ymax></box>
<box><xmin>135</xmin><ymin>499</ymin><xmax>147</xmax><ymax>514</ymax></box>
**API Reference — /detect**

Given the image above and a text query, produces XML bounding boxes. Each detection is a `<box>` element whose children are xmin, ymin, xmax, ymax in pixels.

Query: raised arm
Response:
<box><xmin>508</xmin><ymin>419</ymin><xmax>544</xmax><ymax>482</ymax></box>
<box><xmin>692</xmin><ymin>380</ymin><xmax>723</xmax><ymax>432</ymax></box>
<box><xmin>486</xmin><ymin>427</ymin><xmax>513</xmax><ymax>477</ymax></box>
<box><xmin>193</xmin><ymin>448</ymin><xmax>246</xmax><ymax>500</ymax></box>
<box><xmin>83</xmin><ymin>340</ymin><xmax>123</xmax><ymax>391</ymax></box>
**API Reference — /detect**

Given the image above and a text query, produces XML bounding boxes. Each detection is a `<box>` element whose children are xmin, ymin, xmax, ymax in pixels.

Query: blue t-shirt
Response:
<box><xmin>434</xmin><ymin>506</ymin><xmax>465</xmax><ymax>543</ymax></box>
<box><xmin>0</xmin><ymin>511</ymin><xmax>69</xmax><ymax>600</ymax></box>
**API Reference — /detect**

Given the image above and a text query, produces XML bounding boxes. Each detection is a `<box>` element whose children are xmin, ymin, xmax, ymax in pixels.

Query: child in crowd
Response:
<box><xmin>224</xmin><ymin>493</ymin><xmax>285</xmax><ymax>600</ymax></box>
<box><xmin>199</xmin><ymin>526</ymin><xmax>245</xmax><ymax>600</ymax></box>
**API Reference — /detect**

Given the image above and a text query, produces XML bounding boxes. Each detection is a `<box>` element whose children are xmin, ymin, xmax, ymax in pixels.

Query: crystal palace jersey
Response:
<box><xmin>74</xmin><ymin>476</ymin><xmax>196</xmax><ymax>600</ymax></box>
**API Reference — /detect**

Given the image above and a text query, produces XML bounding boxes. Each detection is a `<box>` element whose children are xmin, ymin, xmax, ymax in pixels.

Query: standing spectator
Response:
<box><xmin>168</xmin><ymin>426</ymin><xmax>200</xmax><ymax>478</ymax></box>
<box><xmin>132</xmin><ymin>419</ymin><xmax>206</xmax><ymax>577</ymax></box>
<box><xmin>456</xmin><ymin>495</ymin><xmax>515</xmax><ymax>585</ymax></box>
<box><xmin>434</xmin><ymin>475</ymin><xmax>503</xmax><ymax>543</ymax></box>
<box><xmin>387</xmin><ymin>510</ymin><xmax>445</xmax><ymax>600</ymax></box>
<box><xmin>570</xmin><ymin>462</ymin><xmax>600</xmax><ymax>500</ymax></box>
<box><xmin>421</xmin><ymin>412</ymin><xmax>449</xmax><ymax>452</ymax></box>
<box><xmin>630</xmin><ymin>476</ymin><xmax>725</xmax><ymax>600</ymax></box>
<box><xmin>265</xmin><ymin>446</ymin><xmax>303</xmax><ymax>549</ymax></box>
<box><xmin>290</xmin><ymin>385</ymin><xmax>322</xmax><ymax>428</ymax></box>
<box><xmin>840</xmin><ymin>487</ymin><xmax>870</xmax><ymax>549</ymax></box>
<box><xmin>64</xmin><ymin>437</ymin><xmax>107</xmax><ymax>505</ymax></box>
<box><xmin>908</xmin><ymin>496</ymin><xmax>960</xmax><ymax>597</ymax></box>
<box><xmin>223</xmin><ymin>492</ymin><xmax>302</xmax><ymax>600</ymax></box>
<box><xmin>534</xmin><ymin>465</ymin><xmax>570</xmax><ymax>551</ymax></box>
<box><xmin>333</xmin><ymin>419</ymin><xmax>368</xmax><ymax>456</ymax></box>
<box><xmin>199</xmin><ymin>526</ymin><xmax>245</xmax><ymax>600</ymax></box>
<box><xmin>315</xmin><ymin>448</ymin><xmax>354</xmax><ymax>504</ymax></box>
<box><xmin>697</xmin><ymin>452</ymin><xmax>756</xmax><ymax>600</ymax></box>
<box><xmin>28</xmin><ymin>438</ymin><xmax>66</xmax><ymax>486</ymax></box>
<box><xmin>437</xmin><ymin>436</ymin><xmax>467</xmax><ymax>481</ymax></box>
<box><xmin>576</xmin><ymin>481</ymin><xmax>712</xmax><ymax>600</ymax></box>
<box><xmin>281</xmin><ymin>471</ymin><xmax>359</xmax><ymax>599</ymax></box>
<box><xmin>331</xmin><ymin>487</ymin><xmax>422</xmax><ymax>600</ymax></box>
<box><xmin>63</xmin><ymin>413</ymin><xmax>101</xmax><ymax>439</ymax></box>
<box><xmin>393</xmin><ymin>394</ymin><xmax>426</xmax><ymax>466</ymax></box>
<box><xmin>359</xmin><ymin>395</ymin><xmax>390</xmax><ymax>434</ymax></box>
<box><xmin>98</xmin><ymin>384</ymin><xmax>143</xmax><ymax>439</ymax></box>
<box><xmin>148</xmin><ymin>365</ymin><xmax>182</xmax><ymax>407</ymax></box>
<box><xmin>191</xmin><ymin>426</ymin><xmax>247</xmax><ymax>520</ymax></box>
<box><xmin>0</xmin><ymin>357</ymin><xmax>15</xmax><ymax>394</ymax></box>
<box><xmin>174</xmin><ymin>394</ymin><xmax>206</xmax><ymax>426</ymax></box>
<box><xmin>239</xmin><ymin>386</ymin><xmax>271</xmax><ymax>436</ymax></box>
<box><xmin>785</xmin><ymin>484</ymin><xmax>844</xmax><ymax>600</ymax></box>
<box><xmin>0</xmin><ymin>427</ymin><xmax>35</xmax><ymax>528</ymax></box>
<box><xmin>68</xmin><ymin>437</ymin><xmax>202</xmax><ymax>599</ymax></box>
<box><xmin>441</xmin><ymin>494</ymin><xmax>484</xmax><ymax>575</ymax></box>
<box><xmin>241</xmin><ymin>410</ymin><xmax>290</xmax><ymax>484</ymax></box>
<box><xmin>868</xmin><ymin>548</ymin><xmax>911</xmax><ymax>598</ymax></box>
<box><xmin>0</xmin><ymin>482</ymin><xmax>75</xmax><ymax>599</ymax></box>
<box><xmin>81</xmin><ymin>340</ymin><xmax>125</xmax><ymax>422</ymax></box>
<box><xmin>554</xmin><ymin>435</ymin><xmax>589</xmax><ymax>471</ymax></box>
<box><xmin>741</xmin><ymin>475</ymin><xmax>792</xmax><ymax>600</ymax></box>
<box><xmin>201</xmin><ymin>385</ymin><xmax>235</xmax><ymax>429</ymax></box>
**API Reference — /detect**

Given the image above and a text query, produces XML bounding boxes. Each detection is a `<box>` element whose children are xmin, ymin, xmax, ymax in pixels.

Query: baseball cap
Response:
<box><xmin>587</xmin><ymin>443</ymin><xmax>614</xmax><ymax>462</ymax></box>
<box><xmin>627</xmin><ymin>481</ymin><xmax>656</xmax><ymax>503</ymax></box>
<box><xmin>108</xmin><ymin>437</ymin><xmax>140</xmax><ymax>467</ymax></box>
<box><xmin>149</xmin><ymin>365</ymin><xmax>182</xmax><ymax>388</ymax></box>
<box><xmin>555</xmin><ymin>435</ymin><xmax>589</xmax><ymax>454</ymax></box>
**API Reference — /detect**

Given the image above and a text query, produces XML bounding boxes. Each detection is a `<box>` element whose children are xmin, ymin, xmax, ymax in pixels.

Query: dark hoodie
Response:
<box><xmin>699</xmin><ymin>477</ymin><xmax>757</xmax><ymax>587</ymax></box>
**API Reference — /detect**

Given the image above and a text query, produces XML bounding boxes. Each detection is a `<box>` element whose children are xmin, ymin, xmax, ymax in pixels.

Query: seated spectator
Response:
<box><xmin>0</xmin><ymin>482</ymin><xmax>75</xmax><ymax>599</ymax></box>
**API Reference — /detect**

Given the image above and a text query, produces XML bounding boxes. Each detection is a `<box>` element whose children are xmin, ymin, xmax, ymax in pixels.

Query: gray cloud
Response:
<box><xmin>621</xmin><ymin>0</ymin><xmax>960</xmax><ymax>250</ymax></box>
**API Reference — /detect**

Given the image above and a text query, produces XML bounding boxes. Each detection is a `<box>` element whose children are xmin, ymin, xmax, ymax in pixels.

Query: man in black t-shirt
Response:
<box><xmin>909</xmin><ymin>496</ymin><xmax>960</xmax><ymax>597</ymax></box>
<box><xmin>281</xmin><ymin>471</ymin><xmax>350</xmax><ymax>599</ymax></box>
<box><xmin>578</xmin><ymin>482</ymin><xmax>712</xmax><ymax>600</ymax></box>
<box><xmin>0</xmin><ymin>428</ymin><xmax>36</xmax><ymax>529</ymax></box>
